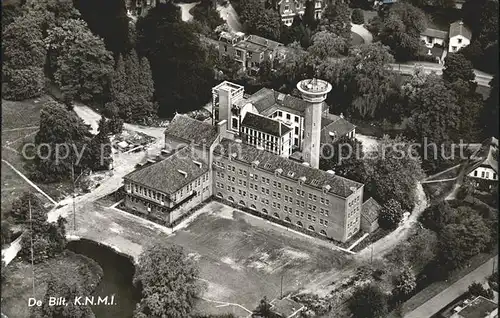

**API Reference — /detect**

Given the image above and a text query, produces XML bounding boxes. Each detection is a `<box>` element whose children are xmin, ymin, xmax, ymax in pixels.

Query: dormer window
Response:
<box><xmin>298</xmin><ymin>176</ymin><xmax>306</xmax><ymax>185</ymax></box>
<box><xmin>287</xmin><ymin>171</ymin><xmax>295</xmax><ymax>178</ymax></box>
<box><xmin>323</xmin><ymin>184</ymin><xmax>331</xmax><ymax>194</ymax></box>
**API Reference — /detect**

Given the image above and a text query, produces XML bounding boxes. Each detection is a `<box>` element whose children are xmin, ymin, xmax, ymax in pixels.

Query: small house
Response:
<box><xmin>420</xmin><ymin>28</ymin><xmax>448</xmax><ymax>48</ymax></box>
<box><xmin>448</xmin><ymin>21</ymin><xmax>472</xmax><ymax>53</ymax></box>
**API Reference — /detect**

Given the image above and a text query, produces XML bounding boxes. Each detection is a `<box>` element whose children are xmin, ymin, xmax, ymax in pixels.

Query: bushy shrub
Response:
<box><xmin>2</xmin><ymin>66</ymin><xmax>46</xmax><ymax>100</ymax></box>
<box><xmin>352</xmin><ymin>9</ymin><xmax>364</xmax><ymax>25</ymax></box>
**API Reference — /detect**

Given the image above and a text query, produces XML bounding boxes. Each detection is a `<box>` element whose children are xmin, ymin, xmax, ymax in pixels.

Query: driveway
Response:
<box><xmin>404</xmin><ymin>256</ymin><xmax>497</xmax><ymax>318</ymax></box>
<box><xmin>351</xmin><ymin>23</ymin><xmax>373</xmax><ymax>44</ymax></box>
<box><xmin>217</xmin><ymin>3</ymin><xmax>243</xmax><ymax>33</ymax></box>
<box><xmin>176</xmin><ymin>2</ymin><xmax>199</xmax><ymax>22</ymax></box>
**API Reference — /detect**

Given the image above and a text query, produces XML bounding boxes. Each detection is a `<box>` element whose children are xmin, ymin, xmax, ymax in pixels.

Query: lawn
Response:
<box><xmin>166</xmin><ymin>203</ymin><xmax>352</xmax><ymax>312</ymax></box>
<box><xmin>351</xmin><ymin>32</ymin><xmax>364</xmax><ymax>46</ymax></box>
<box><xmin>69</xmin><ymin>200</ymin><xmax>352</xmax><ymax>314</ymax></box>
<box><xmin>1</xmin><ymin>250</ymin><xmax>103</xmax><ymax>318</ymax></box>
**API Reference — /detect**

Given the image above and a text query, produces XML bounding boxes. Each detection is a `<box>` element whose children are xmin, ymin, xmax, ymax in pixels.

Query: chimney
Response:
<box><xmin>178</xmin><ymin>170</ymin><xmax>188</xmax><ymax>178</ymax></box>
<box><xmin>339</xmin><ymin>113</ymin><xmax>344</xmax><ymax>119</ymax></box>
<box><xmin>217</xmin><ymin>119</ymin><xmax>228</xmax><ymax>139</ymax></box>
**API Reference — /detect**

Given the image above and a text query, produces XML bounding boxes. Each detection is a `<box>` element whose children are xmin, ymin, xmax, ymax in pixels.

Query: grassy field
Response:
<box><xmin>351</xmin><ymin>32</ymin><xmax>364</xmax><ymax>45</ymax></box>
<box><xmin>1</xmin><ymin>250</ymin><xmax>103</xmax><ymax>318</ymax></box>
<box><xmin>167</xmin><ymin>203</ymin><xmax>351</xmax><ymax>312</ymax></box>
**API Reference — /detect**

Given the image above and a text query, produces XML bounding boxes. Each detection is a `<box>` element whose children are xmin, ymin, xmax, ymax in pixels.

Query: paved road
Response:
<box><xmin>404</xmin><ymin>256</ymin><xmax>498</xmax><ymax>318</ymax></box>
<box><xmin>389</xmin><ymin>62</ymin><xmax>493</xmax><ymax>87</ymax></box>
<box><xmin>351</xmin><ymin>23</ymin><xmax>373</xmax><ymax>44</ymax></box>
<box><xmin>217</xmin><ymin>3</ymin><xmax>243</xmax><ymax>33</ymax></box>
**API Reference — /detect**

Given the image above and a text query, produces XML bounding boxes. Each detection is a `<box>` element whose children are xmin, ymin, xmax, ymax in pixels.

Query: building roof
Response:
<box><xmin>449</xmin><ymin>21</ymin><xmax>472</xmax><ymax>39</ymax></box>
<box><xmin>241</xmin><ymin>112</ymin><xmax>292</xmax><ymax>137</ymax></box>
<box><xmin>164</xmin><ymin>114</ymin><xmax>219</xmax><ymax>146</ymax></box>
<box><xmin>214</xmin><ymin>139</ymin><xmax>363</xmax><ymax>198</ymax></box>
<box><xmin>242</xmin><ymin>87</ymin><xmax>327</xmax><ymax>116</ymax></box>
<box><xmin>421</xmin><ymin>28</ymin><xmax>449</xmax><ymax>39</ymax></box>
<box><xmin>234</xmin><ymin>34</ymin><xmax>282</xmax><ymax>53</ymax></box>
<box><xmin>455</xmin><ymin>296</ymin><xmax>498</xmax><ymax>318</ymax></box>
<box><xmin>320</xmin><ymin>114</ymin><xmax>356</xmax><ymax>143</ymax></box>
<box><xmin>467</xmin><ymin>137</ymin><xmax>498</xmax><ymax>174</ymax></box>
<box><xmin>361</xmin><ymin>197</ymin><xmax>382</xmax><ymax>223</ymax></box>
<box><xmin>124</xmin><ymin>147</ymin><xmax>208</xmax><ymax>195</ymax></box>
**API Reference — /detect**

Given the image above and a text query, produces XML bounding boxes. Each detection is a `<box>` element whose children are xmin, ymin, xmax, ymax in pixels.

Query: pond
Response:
<box><xmin>66</xmin><ymin>239</ymin><xmax>141</xmax><ymax>318</ymax></box>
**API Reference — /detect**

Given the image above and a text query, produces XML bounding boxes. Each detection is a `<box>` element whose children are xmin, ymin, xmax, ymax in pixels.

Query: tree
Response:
<box><xmin>307</xmin><ymin>31</ymin><xmax>349</xmax><ymax>60</ymax></box>
<box><xmin>45</xmin><ymin>18</ymin><xmax>114</xmax><ymax>103</ymax></box>
<box><xmin>133</xmin><ymin>244</ymin><xmax>202</xmax><ymax>317</ymax></box>
<box><xmin>2</xmin><ymin>12</ymin><xmax>47</xmax><ymax>100</ymax></box>
<box><xmin>10</xmin><ymin>192</ymin><xmax>47</xmax><ymax>225</ymax></box>
<box><xmin>378</xmin><ymin>3</ymin><xmax>427</xmax><ymax>61</ymax></box>
<box><xmin>302</xmin><ymin>0</ymin><xmax>316</xmax><ymax>28</ymax></box>
<box><xmin>349</xmin><ymin>284</ymin><xmax>388</xmax><ymax>318</ymax></box>
<box><xmin>136</xmin><ymin>3</ymin><xmax>215</xmax><ymax>117</ymax></box>
<box><xmin>83</xmin><ymin>117</ymin><xmax>114</xmax><ymax>171</ymax></box>
<box><xmin>239</xmin><ymin>0</ymin><xmax>281</xmax><ymax>40</ymax></box>
<box><xmin>379</xmin><ymin>199</ymin><xmax>405</xmax><ymax>230</ymax></box>
<box><xmin>405</xmin><ymin>74</ymin><xmax>461</xmax><ymax>171</ymax></box>
<box><xmin>253</xmin><ymin>296</ymin><xmax>279</xmax><ymax>318</ymax></box>
<box><xmin>74</xmin><ymin>0</ymin><xmax>131</xmax><ymax>55</ymax></box>
<box><xmin>352</xmin><ymin>8</ymin><xmax>365</xmax><ymax>25</ymax></box>
<box><xmin>362</xmin><ymin>135</ymin><xmax>425</xmax><ymax>211</ymax></box>
<box><xmin>320</xmin><ymin>1</ymin><xmax>351</xmax><ymax>41</ymax></box>
<box><xmin>1</xmin><ymin>221</ymin><xmax>12</xmax><ymax>247</ymax></box>
<box><xmin>467</xmin><ymin>282</ymin><xmax>494</xmax><ymax>300</ymax></box>
<box><xmin>19</xmin><ymin>214</ymin><xmax>67</xmax><ymax>264</ymax></box>
<box><xmin>38</xmin><ymin>274</ymin><xmax>94</xmax><ymax>318</ymax></box>
<box><xmin>393</xmin><ymin>266</ymin><xmax>417</xmax><ymax>298</ymax></box>
<box><xmin>419</xmin><ymin>201</ymin><xmax>457</xmax><ymax>232</ymax></box>
<box><xmin>320</xmin><ymin>135</ymin><xmax>365</xmax><ymax>182</ymax></box>
<box><xmin>438</xmin><ymin>211</ymin><xmax>491</xmax><ymax>271</ymax></box>
<box><xmin>32</xmin><ymin>101</ymin><xmax>92</xmax><ymax>182</ymax></box>
<box><xmin>1</xmin><ymin>260</ymin><xmax>6</xmax><ymax>284</ymax></box>
<box><xmin>443</xmin><ymin>53</ymin><xmax>476</xmax><ymax>85</ymax></box>
<box><xmin>480</xmin><ymin>73</ymin><xmax>499</xmax><ymax>138</ymax></box>
<box><xmin>106</xmin><ymin>51</ymin><xmax>157</xmax><ymax>123</ymax></box>
<box><xmin>387</xmin><ymin>227</ymin><xmax>438</xmax><ymax>272</ymax></box>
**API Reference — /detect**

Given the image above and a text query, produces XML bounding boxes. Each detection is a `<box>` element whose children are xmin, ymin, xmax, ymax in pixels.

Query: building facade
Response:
<box><xmin>213</xmin><ymin>140</ymin><xmax>364</xmax><ymax>242</ymax></box>
<box><xmin>465</xmin><ymin>137</ymin><xmax>498</xmax><ymax>192</ymax></box>
<box><xmin>420</xmin><ymin>28</ymin><xmax>448</xmax><ymax>48</ymax></box>
<box><xmin>218</xmin><ymin>32</ymin><xmax>284</xmax><ymax>75</ymax></box>
<box><xmin>276</xmin><ymin>0</ymin><xmax>327</xmax><ymax>26</ymax></box>
<box><xmin>448</xmin><ymin>21</ymin><xmax>471</xmax><ymax>53</ymax></box>
<box><xmin>123</xmin><ymin>79</ymin><xmax>364</xmax><ymax>242</ymax></box>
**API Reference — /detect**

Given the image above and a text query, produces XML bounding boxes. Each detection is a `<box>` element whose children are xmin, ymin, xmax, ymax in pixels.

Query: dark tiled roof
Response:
<box><xmin>241</xmin><ymin>112</ymin><xmax>292</xmax><ymax>137</ymax></box>
<box><xmin>421</xmin><ymin>28</ymin><xmax>448</xmax><ymax>39</ymax></box>
<box><xmin>449</xmin><ymin>21</ymin><xmax>472</xmax><ymax>39</ymax></box>
<box><xmin>164</xmin><ymin>114</ymin><xmax>218</xmax><ymax>145</ymax></box>
<box><xmin>245</xmin><ymin>88</ymin><xmax>327</xmax><ymax>116</ymax></box>
<box><xmin>467</xmin><ymin>137</ymin><xmax>498</xmax><ymax>174</ymax></box>
<box><xmin>361</xmin><ymin>197</ymin><xmax>382</xmax><ymax>223</ymax></box>
<box><xmin>320</xmin><ymin>114</ymin><xmax>356</xmax><ymax>143</ymax></box>
<box><xmin>124</xmin><ymin>147</ymin><xmax>208</xmax><ymax>195</ymax></box>
<box><xmin>214</xmin><ymin>139</ymin><xmax>363</xmax><ymax>197</ymax></box>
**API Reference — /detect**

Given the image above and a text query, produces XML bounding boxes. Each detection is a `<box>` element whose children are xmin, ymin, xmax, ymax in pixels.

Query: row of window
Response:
<box><xmin>473</xmin><ymin>170</ymin><xmax>497</xmax><ymax>179</ymax></box>
<box><xmin>214</xmin><ymin>161</ymin><xmax>332</xmax><ymax>206</ymax></box>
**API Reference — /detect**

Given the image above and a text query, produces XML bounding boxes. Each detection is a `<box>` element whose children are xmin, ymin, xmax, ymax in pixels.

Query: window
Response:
<box><xmin>232</xmin><ymin>118</ymin><xmax>238</xmax><ymax>129</ymax></box>
<box><xmin>286</xmin><ymin>114</ymin><xmax>291</xmax><ymax>120</ymax></box>
<box><xmin>482</xmin><ymin>171</ymin><xmax>485</xmax><ymax>178</ymax></box>
<box><xmin>224</xmin><ymin>45</ymin><xmax>228</xmax><ymax>52</ymax></box>
<box><xmin>474</xmin><ymin>170</ymin><xmax>478</xmax><ymax>176</ymax></box>
<box><xmin>458</xmin><ymin>38</ymin><xmax>462</xmax><ymax>44</ymax></box>
<box><xmin>294</xmin><ymin>116</ymin><xmax>299</xmax><ymax>123</ymax></box>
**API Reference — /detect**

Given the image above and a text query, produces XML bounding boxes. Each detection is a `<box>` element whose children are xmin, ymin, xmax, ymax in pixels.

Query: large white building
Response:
<box><xmin>123</xmin><ymin>79</ymin><xmax>365</xmax><ymax>242</ymax></box>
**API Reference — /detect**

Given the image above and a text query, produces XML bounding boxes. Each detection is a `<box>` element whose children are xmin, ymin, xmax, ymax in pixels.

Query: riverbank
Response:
<box><xmin>1</xmin><ymin>250</ymin><xmax>103</xmax><ymax>318</ymax></box>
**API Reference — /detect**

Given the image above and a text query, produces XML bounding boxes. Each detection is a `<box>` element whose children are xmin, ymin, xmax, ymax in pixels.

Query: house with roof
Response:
<box><xmin>465</xmin><ymin>137</ymin><xmax>498</xmax><ymax>192</ymax></box>
<box><xmin>269</xmin><ymin>297</ymin><xmax>305</xmax><ymax>318</ymax></box>
<box><xmin>218</xmin><ymin>32</ymin><xmax>284</xmax><ymax>75</ymax></box>
<box><xmin>271</xmin><ymin>0</ymin><xmax>328</xmax><ymax>26</ymax></box>
<box><xmin>212</xmin><ymin>81</ymin><xmax>356</xmax><ymax>154</ymax></box>
<box><xmin>420</xmin><ymin>28</ymin><xmax>448</xmax><ymax>48</ymax></box>
<box><xmin>449</xmin><ymin>21</ymin><xmax>472</xmax><ymax>53</ymax></box>
<box><xmin>450</xmin><ymin>296</ymin><xmax>498</xmax><ymax>318</ymax></box>
<box><xmin>360</xmin><ymin>197</ymin><xmax>381</xmax><ymax>233</ymax></box>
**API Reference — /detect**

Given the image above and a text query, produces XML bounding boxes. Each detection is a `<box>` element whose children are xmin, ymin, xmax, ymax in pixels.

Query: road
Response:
<box><xmin>389</xmin><ymin>62</ymin><xmax>493</xmax><ymax>87</ymax></box>
<box><xmin>217</xmin><ymin>3</ymin><xmax>243</xmax><ymax>32</ymax></box>
<box><xmin>351</xmin><ymin>23</ymin><xmax>373</xmax><ymax>44</ymax></box>
<box><xmin>404</xmin><ymin>256</ymin><xmax>498</xmax><ymax>318</ymax></box>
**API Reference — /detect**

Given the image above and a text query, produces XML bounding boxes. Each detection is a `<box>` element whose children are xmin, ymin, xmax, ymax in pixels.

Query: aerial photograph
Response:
<box><xmin>0</xmin><ymin>0</ymin><xmax>498</xmax><ymax>317</ymax></box>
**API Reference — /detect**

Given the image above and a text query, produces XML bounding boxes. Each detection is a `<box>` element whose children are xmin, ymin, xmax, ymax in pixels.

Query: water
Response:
<box><xmin>66</xmin><ymin>239</ymin><xmax>141</xmax><ymax>318</ymax></box>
